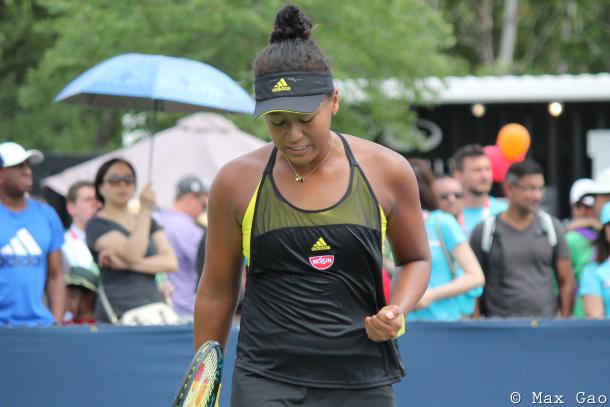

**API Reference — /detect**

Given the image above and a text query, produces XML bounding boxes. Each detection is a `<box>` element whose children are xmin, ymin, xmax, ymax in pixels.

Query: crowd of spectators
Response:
<box><xmin>0</xmin><ymin>142</ymin><xmax>209</xmax><ymax>326</ymax></box>
<box><xmin>1</xmin><ymin>140</ymin><xmax>609</xmax><ymax>327</ymax></box>
<box><xmin>406</xmin><ymin>145</ymin><xmax>610</xmax><ymax>320</ymax></box>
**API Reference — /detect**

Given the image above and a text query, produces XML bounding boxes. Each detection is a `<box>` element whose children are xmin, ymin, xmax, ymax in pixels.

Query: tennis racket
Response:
<box><xmin>173</xmin><ymin>340</ymin><xmax>224</xmax><ymax>407</ymax></box>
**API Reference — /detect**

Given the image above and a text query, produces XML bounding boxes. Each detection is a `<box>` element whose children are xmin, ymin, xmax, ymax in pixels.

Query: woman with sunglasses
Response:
<box><xmin>432</xmin><ymin>175</ymin><xmax>483</xmax><ymax>316</ymax></box>
<box><xmin>432</xmin><ymin>176</ymin><xmax>464</xmax><ymax>221</ymax></box>
<box><xmin>86</xmin><ymin>158</ymin><xmax>178</xmax><ymax>323</ymax></box>
<box><xmin>580</xmin><ymin>202</ymin><xmax>610</xmax><ymax>318</ymax></box>
<box><xmin>408</xmin><ymin>159</ymin><xmax>485</xmax><ymax>321</ymax></box>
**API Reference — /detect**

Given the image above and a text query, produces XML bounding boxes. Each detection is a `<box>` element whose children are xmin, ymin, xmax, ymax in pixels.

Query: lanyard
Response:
<box><xmin>68</xmin><ymin>225</ymin><xmax>84</xmax><ymax>242</ymax></box>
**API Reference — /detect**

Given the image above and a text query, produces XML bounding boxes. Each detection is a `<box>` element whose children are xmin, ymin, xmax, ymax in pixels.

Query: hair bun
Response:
<box><xmin>269</xmin><ymin>5</ymin><xmax>313</xmax><ymax>44</ymax></box>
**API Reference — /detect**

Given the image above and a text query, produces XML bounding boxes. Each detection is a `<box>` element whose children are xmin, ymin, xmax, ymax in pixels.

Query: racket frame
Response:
<box><xmin>173</xmin><ymin>340</ymin><xmax>224</xmax><ymax>407</ymax></box>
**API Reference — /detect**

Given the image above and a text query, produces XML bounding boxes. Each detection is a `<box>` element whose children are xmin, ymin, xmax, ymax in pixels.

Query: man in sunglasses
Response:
<box><xmin>0</xmin><ymin>142</ymin><xmax>66</xmax><ymax>326</ymax></box>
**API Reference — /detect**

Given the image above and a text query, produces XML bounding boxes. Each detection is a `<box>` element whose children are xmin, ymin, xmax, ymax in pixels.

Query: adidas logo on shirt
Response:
<box><xmin>271</xmin><ymin>78</ymin><xmax>291</xmax><ymax>93</ymax></box>
<box><xmin>311</xmin><ymin>237</ymin><xmax>331</xmax><ymax>251</ymax></box>
<box><xmin>0</xmin><ymin>228</ymin><xmax>43</xmax><ymax>268</ymax></box>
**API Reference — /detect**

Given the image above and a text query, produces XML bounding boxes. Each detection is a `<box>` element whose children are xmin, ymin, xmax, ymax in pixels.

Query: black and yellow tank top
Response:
<box><xmin>236</xmin><ymin>133</ymin><xmax>405</xmax><ymax>389</ymax></box>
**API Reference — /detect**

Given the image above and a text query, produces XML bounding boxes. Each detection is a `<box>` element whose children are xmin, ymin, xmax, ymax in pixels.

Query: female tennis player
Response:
<box><xmin>194</xmin><ymin>5</ymin><xmax>431</xmax><ymax>406</ymax></box>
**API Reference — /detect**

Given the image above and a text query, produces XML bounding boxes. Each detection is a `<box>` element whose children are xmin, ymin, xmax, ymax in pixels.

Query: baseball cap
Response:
<box><xmin>0</xmin><ymin>142</ymin><xmax>44</xmax><ymax>168</ymax></box>
<box><xmin>65</xmin><ymin>266</ymin><xmax>99</xmax><ymax>293</ymax></box>
<box><xmin>591</xmin><ymin>168</ymin><xmax>610</xmax><ymax>195</ymax></box>
<box><xmin>253</xmin><ymin>72</ymin><xmax>334</xmax><ymax>120</ymax></box>
<box><xmin>601</xmin><ymin>202</ymin><xmax>610</xmax><ymax>225</ymax></box>
<box><xmin>176</xmin><ymin>175</ymin><xmax>210</xmax><ymax>196</ymax></box>
<box><xmin>569</xmin><ymin>178</ymin><xmax>596</xmax><ymax>207</ymax></box>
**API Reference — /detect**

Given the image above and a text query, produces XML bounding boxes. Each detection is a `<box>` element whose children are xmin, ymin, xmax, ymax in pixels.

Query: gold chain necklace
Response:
<box><xmin>283</xmin><ymin>133</ymin><xmax>335</xmax><ymax>182</ymax></box>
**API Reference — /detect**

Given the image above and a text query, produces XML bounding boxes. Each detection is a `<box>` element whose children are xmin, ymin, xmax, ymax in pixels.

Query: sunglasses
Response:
<box><xmin>105</xmin><ymin>174</ymin><xmax>135</xmax><ymax>186</ymax></box>
<box><xmin>439</xmin><ymin>191</ymin><xmax>464</xmax><ymax>200</ymax></box>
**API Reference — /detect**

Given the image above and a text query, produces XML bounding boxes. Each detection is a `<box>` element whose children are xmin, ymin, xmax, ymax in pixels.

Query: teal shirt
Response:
<box><xmin>566</xmin><ymin>230</ymin><xmax>596</xmax><ymax>318</ymax></box>
<box><xmin>579</xmin><ymin>259</ymin><xmax>610</xmax><ymax>318</ymax></box>
<box><xmin>462</xmin><ymin>196</ymin><xmax>508</xmax><ymax>235</ymax></box>
<box><xmin>409</xmin><ymin>210</ymin><xmax>466</xmax><ymax>321</ymax></box>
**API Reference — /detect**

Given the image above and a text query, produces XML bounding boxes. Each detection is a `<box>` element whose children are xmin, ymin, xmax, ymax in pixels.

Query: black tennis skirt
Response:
<box><xmin>230</xmin><ymin>368</ymin><xmax>397</xmax><ymax>407</ymax></box>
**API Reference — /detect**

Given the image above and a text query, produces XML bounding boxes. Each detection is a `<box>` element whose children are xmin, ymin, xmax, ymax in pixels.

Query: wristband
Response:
<box><xmin>394</xmin><ymin>314</ymin><xmax>406</xmax><ymax>339</ymax></box>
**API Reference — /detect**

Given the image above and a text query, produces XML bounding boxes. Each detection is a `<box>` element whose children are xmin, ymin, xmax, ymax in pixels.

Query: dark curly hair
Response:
<box><xmin>253</xmin><ymin>5</ymin><xmax>332</xmax><ymax>77</ymax></box>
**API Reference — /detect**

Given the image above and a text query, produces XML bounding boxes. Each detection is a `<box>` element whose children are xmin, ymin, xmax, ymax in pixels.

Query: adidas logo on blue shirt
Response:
<box><xmin>0</xmin><ymin>228</ymin><xmax>43</xmax><ymax>267</ymax></box>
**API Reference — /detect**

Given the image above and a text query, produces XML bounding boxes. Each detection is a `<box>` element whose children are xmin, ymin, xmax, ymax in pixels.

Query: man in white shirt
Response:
<box><xmin>62</xmin><ymin>181</ymin><xmax>100</xmax><ymax>272</ymax></box>
<box><xmin>61</xmin><ymin>181</ymin><xmax>100</xmax><ymax>323</ymax></box>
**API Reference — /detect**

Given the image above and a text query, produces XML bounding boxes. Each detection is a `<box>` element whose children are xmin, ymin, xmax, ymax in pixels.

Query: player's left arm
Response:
<box><xmin>364</xmin><ymin>153</ymin><xmax>431</xmax><ymax>342</ymax></box>
<box><xmin>46</xmin><ymin>250</ymin><xmax>66</xmax><ymax>323</ymax></box>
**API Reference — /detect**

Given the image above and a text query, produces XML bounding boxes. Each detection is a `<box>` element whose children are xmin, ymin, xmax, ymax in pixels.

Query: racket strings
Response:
<box><xmin>184</xmin><ymin>350</ymin><xmax>219</xmax><ymax>406</ymax></box>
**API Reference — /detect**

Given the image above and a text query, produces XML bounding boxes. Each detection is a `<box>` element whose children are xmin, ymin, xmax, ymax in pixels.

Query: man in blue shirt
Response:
<box><xmin>452</xmin><ymin>144</ymin><xmax>508</xmax><ymax>235</ymax></box>
<box><xmin>0</xmin><ymin>142</ymin><xmax>65</xmax><ymax>326</ymax></box>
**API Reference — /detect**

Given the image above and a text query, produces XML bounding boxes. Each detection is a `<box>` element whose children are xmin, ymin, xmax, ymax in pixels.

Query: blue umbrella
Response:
<box><xmin>55</xmin><ymin>53</ymin><xmax>255</xmax><ymax>178</ymax></box>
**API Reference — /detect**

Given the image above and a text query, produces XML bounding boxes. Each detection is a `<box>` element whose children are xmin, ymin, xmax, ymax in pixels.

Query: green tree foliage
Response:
<box><xmin>308</xmin><ymin>0</ymin><xmax>458</xmax><ymax>147</ymax></box>
<box><xmin>2</xmin><ymin>0</ymin><xmax>456</xmax><ymax>152</ymax></box>
<box><xmin>436</xmin><ymin>0</ymin><xmax>610</xmax><ymax>75</ymax></box>
<box><xmin>0</xmin><ymin>0</ymin><xmax>58</xmax><ymax>143</ymax></box>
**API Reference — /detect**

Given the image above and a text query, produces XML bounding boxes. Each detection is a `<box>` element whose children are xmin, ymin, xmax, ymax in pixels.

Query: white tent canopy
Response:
<box><xmin>43</xmin><ymin>113</ymin><xmax>266</xmax><ymax>208</ymax></box>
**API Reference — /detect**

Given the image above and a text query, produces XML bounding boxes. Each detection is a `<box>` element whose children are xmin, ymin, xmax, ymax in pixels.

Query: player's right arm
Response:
<box><xmin>193</xmin><ymin>158</ymin><xmax>256</xmax><ymax>350</ymax></box>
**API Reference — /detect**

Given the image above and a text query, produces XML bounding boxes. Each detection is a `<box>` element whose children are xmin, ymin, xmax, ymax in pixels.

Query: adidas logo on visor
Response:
<box><xmin>311</xmin><ymin>237</ymin><xmax>331</xmax><ymax>251</ymax></box>
<box><xmin>271</xmin><ymin>78</ymin><xmax>291</xmax><ymax>93</ymax></box>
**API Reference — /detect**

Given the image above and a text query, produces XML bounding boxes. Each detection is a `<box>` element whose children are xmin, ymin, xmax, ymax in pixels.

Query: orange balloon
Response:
<box><xmin>497</xmin><ymin>123</ymin><xmax>531</xmax><ymax>161</ymax></box>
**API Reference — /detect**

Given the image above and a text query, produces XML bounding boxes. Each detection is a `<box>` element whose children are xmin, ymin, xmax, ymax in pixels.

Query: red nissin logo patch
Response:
<box><xmin>309</xmin><ymin>255</ymin><xmax>334</xmax><ymax>270</ymax></box>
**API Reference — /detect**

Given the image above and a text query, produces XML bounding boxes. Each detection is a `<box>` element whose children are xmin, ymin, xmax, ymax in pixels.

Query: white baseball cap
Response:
<box><xmin>0</xmin><ymin>142</ymin><xmax>44</xmax><ymax>168</ymax></box>
<box><xmin>569</xmin><ymin>178</ymin><xmax>596</xmax><ymax>206</ymax></box>
<box><xmin>591</xmin><ymin>168</ymin><xmax>610</xmax><ymax>195</ymax></box>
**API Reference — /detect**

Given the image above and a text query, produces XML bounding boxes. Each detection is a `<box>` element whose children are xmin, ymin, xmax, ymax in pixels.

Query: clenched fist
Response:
<box><xmin>364</xmin><ymin>304</ymin><xmax>405</xmax><ymax>342</ymax></box>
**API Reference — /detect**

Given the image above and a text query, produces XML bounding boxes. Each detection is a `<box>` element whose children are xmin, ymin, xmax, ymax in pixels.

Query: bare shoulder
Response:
<box><xmin>215</xmin><ymin>142</ymin><xmax>273</xmax><ymax>180</ymax></box>
<box><xmin>343</xmin><ymin>134</ymin><xmax>411</xmax><ymax>175</ymax></box>
<box><xmin>341</xmin><ymin>134</ymin><xmax>414</xmax><ymax>214</ymax></box>
<box><xmin>210</xmin><ymin>143</ymin><xmax>274</xmax><ymax>220</ymax></box>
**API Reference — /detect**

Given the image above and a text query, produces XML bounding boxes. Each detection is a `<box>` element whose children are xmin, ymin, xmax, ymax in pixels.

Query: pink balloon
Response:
<box><xmin>483</xmin><ymin>144</ymin><xmax>511</xmax><ymax>182</ymax></box>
